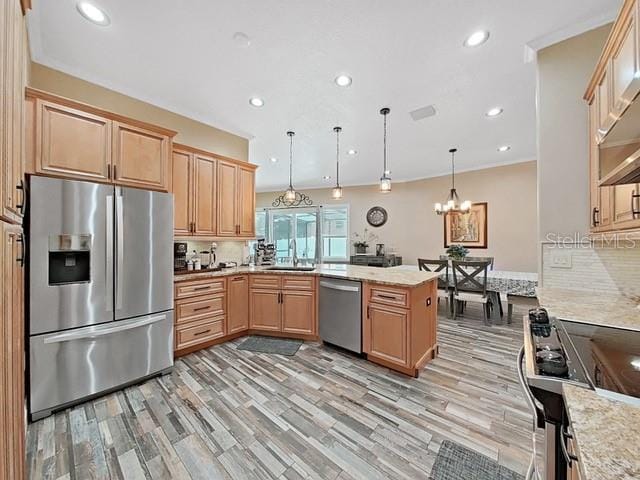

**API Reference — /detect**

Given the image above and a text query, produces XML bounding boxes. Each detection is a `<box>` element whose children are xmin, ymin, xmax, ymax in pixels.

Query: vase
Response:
<box><xmin>355</xmin><ymin>245</ymin><xmax>367</xmax><ymax>254</ymax></box>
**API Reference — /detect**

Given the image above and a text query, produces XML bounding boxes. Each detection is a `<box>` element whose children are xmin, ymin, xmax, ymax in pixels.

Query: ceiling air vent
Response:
<box><xmin>409</xmin><ymin>104</ymin><xmax>437</xmax><ymax>121</ymax></box>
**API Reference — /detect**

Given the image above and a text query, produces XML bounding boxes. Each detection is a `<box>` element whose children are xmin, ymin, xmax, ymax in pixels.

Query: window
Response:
<box><xmin>321</xmin><ymin>205</ymin><xmax>349</xmax><ymax>261</ymax></box>
<box><xmin>253</xmin><ymin>204</ymin><xmax>349</xmax><ymax>263</ymax></box>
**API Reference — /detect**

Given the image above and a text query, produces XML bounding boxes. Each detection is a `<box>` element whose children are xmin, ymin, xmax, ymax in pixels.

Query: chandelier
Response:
<box><xmin>434</xmin><ymin>148</ymin><xmax>471</xmax><ymax>215</ymax></box>
<box><xmin>272</xmin><ymin>131</ymin><xmax>313</xmax><ymax>207</ymax></box>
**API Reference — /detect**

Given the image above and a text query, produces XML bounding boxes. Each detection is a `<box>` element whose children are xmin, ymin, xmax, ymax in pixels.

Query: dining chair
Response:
<box><xmin>418</xmin><ymin>259</ymin><xmax>452</xmax><ymax>317</ymax></box>
<box><xmin>465</xmin><ymin>256</ymin><xmax>495</xmax><ymax>270</ymax></box>
<box><xmin>451</xmin><ymin>260</ymin><xmax>492</xmax><ymax>325</ymax></box>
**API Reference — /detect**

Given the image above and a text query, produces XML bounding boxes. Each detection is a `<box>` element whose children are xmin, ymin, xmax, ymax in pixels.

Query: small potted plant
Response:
<box><xmin>352</xmin><ymin>228</ymin><xmax>378</xmax><ymax>254</ymax></box>
<box><xmin>446</xmin><ymin>244</ymin><xmax>469</xmax><ymax>261</ymax></box>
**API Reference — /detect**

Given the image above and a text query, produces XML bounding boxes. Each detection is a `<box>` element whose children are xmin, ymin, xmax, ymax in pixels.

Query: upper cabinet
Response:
<box><xmin>172</xmin><ymin>144</ymin><xmax>257</xmax><ymax>239</ymax></box>
<box><xmin>0</xmin><ymin>0</ymin><xmax>27</xmax><ymax>225</ymax></box>
<box><xmin>25</xmin><ymin>89</ymin><xmax>176</xmax><ymax>192</ymax></box>
<box><xmin>585</xmin><ymin>0</ymin><xmax>640</xmax><ymax>233</ymax></box>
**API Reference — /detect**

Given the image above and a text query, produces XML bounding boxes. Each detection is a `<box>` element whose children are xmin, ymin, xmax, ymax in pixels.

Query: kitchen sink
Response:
<box><xmin>265</xmin><ymin>265</ymin><xmax>316</xmax><ymax>271</ymax></box>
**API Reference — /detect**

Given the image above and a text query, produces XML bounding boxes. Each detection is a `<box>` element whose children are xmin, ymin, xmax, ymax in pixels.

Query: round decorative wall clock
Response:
<box><xmin>366</xmin><ymin>206</ymin><xmax>388</xmax><ymax>227</ymax></box>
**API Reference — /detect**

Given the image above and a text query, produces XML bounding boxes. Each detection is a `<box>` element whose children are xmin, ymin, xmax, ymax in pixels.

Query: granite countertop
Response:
<box><xmin>536</xmin><ymin>287</ymin><xmax>640</xmax><ymax>331</ymax></box>
<box><xmin>174</xmin><ymin>264</ymin><xmax>440</xmax><ymax>288</ymax></box>
<box><xmin>562</xmin><ymin>384</ymin><xmax>640</xmax><ymax>480</ymax></box>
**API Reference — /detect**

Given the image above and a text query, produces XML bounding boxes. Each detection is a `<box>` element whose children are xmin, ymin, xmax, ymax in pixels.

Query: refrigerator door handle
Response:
<box><xmin>106</xmin><ymin>194</ymin><xmax>114</xmax><ymax>312</ymax></box>
<box><xmin>43</xmin><ymin>314</ymin><xmax>168</xmax><ymax>344</ymax></box>
<box><xmin>115</xmin><ymin>190</ymin><xmax>124</xmax><ymax>310</ymax></box>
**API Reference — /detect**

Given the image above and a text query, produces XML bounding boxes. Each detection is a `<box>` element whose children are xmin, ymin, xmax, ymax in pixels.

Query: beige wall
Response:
<box><xmin>28</xmin><ymin>63</ymin><xmax>249</xmax><ymax>161</ymax></box>
<box><xmin>257</xmin><ymin>161</ymin><xmax>538</xmax><ymax>272</ymax></box>
<box><xmin>537</xmin><ymin>25</ymin><xmax>611</xmax><ymax>241</ymax></box>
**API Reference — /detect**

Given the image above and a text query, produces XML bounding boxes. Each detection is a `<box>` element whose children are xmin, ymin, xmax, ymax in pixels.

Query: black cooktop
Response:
<box><xmin>528</xmin><ymin>308</ymin><xmax>640</xmax><ymax>400</ymax></box>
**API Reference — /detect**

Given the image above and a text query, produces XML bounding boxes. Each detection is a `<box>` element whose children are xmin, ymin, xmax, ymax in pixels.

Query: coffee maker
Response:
<box><xmin>174</xmin><ymin>242</ymin><xmax>188</xmax><ymax>271</ymax></box>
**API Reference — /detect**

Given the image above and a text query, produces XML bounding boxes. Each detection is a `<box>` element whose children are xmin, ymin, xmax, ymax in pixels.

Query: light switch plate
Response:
<box><xmin>550</xmin><ymin>252</ymin><xmax>572</xmax><ymax>269</ymax></box>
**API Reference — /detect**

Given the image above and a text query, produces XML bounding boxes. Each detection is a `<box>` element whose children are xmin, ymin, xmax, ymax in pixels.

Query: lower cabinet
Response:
<box><xmin>174</xmin><ymin>277</ymin><xmax>227</xmax><ymax>354</ymax></box>
<box><xmin>366</xmin><ymin>303</ymin><xmax>409</xmax><ymax>366</ymax></box>
<box><xmin>249</xmin><ymin>275</ymin><xmax>316</xmax><ymax>337</ymax></box>
<box><xmin>1</xmin><ymin>221</ymin><xmax>25</xmax><ymax>480</ymax></box>
<box><xmin>227</xmin><ymin>275</ymin><xmax>249</xmax><ymax>334</ymax></box>
<box><xmin>363</xmin><ymin>280</ymin><xmax>437</xmax><ymax>377</ymax></box>
<box><xmin>282</xmin><ymin>290</ymin><xmax>316</xmax><ymax>335</ymax></box>
<box><xmin>249</xmin><ymin>289</ymin><xmax>281</xmax><ymax>331</ymax></box>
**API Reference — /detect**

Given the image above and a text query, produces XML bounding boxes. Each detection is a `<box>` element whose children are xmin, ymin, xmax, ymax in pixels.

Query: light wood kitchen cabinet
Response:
<box><xmin>363</xmin><ymin>281</ymin><xmax>438</xmax><ymax>377</ymax></box>
<box><xmin>174</xmin><ymin>277</ymin><xmax>227</xmax><ymax>355</ymax></box>
<box><xmin>1</xmin><ymin>0</ymin><xmax>26</xmax><ymax>225</ymax></box>
<box><xmin>172</xmin><ymin>143</ymin><xmax>257</xmax><ymax>238</ymax></box>
<box><xmin>172</xmin><ymin>149</ymin><xmax>192</xmax><ymax>235</ymax></box>
<box><xmin>0</xmin><ymin>222</ymin><xmax>25</xmax><ymax>480</ymax></box>
<box><xmin>38</xmin><ymin>100</ymin><xmax>112</xmax><ymax>182</ymax></box>
<box><xmin>238</xmin><ymin>165</ymin><xmax>256</xmax><ymax>237</ymax></box>
<box><xmin>216</xmin><ymin>160</ymin><xmax>237</xmax><ymax>236</ymax></box>
<box><xmin>585</xmin><ymin>0</ymin><xmax>640</xmax><ymax>234</ymax></box>
<box><xmin>171</xmin><ymin>147</ymin><xmax>217</xmax><ymax>236</ymax></box>
<box><xmin>227</xmin><ymin>275</ymin><xmax>249</xmax><ymax>334</ymax></box>
<box><xmin>366</xmin><ymin>302</ymin><xmax>409</xmax><ymax>366</ymax></box>
<box><xmin>249</xmin><ymin>275</ymin><xmax>317</xmax><ymax>337</ymax></box>
<box><xmin>112</xmin><ymin>121</ymin><xmax>170</xmax><ymax>191</ymax></box>
<box><xmin>193</xmin><ymin>154</ymin><xmax>217</xmax><ymax>236</ymax></box>
<box><xmin>281</xmin><ymin>290</ymin><xmax>316</xmax><ymax>335</ymax></box>
<box><xmin>25</xmin><ymin>89</ymin><xmax>176</xmax><ymax>192</ymax></box>
<box><xmin>249</xmin><ymin>289</ymin><xmax>281</xmax><ymax>331</ymax></box>
<box><xmin>217</xmin><ymin>161</ymin><xmax>256</xmax><ymax>238</ymax></box>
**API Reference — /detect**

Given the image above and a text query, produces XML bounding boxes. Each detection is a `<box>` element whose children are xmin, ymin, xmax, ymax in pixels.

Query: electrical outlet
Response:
<box><xmin>550</xmin><ymin>253</ymin><xmax>572</xmax><ymax>269</ymax></box>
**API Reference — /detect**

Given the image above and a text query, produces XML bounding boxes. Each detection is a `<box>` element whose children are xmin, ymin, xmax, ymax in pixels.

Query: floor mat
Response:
<box><xmin>430</xmin><ymin>440</ymin><xmax>524</xmax><ymax>480</ymax></box>
<box><xmin>236</xmin><ymin>336</ymin><xmax>303</xmax><ymax>356</ymax></box>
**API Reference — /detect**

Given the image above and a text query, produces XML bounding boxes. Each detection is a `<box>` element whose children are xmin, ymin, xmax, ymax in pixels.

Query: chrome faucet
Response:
<box><xmin>290</xmin><ymin>239</ymin><xmax>299</xmax><ymax>267</ymax></box>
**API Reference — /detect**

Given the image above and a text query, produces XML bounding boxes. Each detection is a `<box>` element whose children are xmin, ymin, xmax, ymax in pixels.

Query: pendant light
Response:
<box><xmin>379</xmin><ymin>107</ymin><xmax>391</xmax><ymax>193</ymax></box>
<box><xmin>272</xmin><ymin>131</ymin><xmax>313</xmax><ymax>207</ymax></box>
<box><xmin>434</xmin><ymin>148</ymin><xmax>471</xmax><ymax>215</ymax></box>
<box><xmin>332</xmin><ymin>126</ymin><xmax>343</xmax><ymax>199</ymax></box>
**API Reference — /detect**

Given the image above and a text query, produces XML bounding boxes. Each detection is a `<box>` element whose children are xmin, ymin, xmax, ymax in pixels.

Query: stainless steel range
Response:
<box><xmin>519</xmin><ymin>307</ymin><xmax>640</xmax><ymax>480</ymax></box>
<box><xmin>27</xmin><ymin>176</ymin><xmax>175</xmax><ymax>420</ymax></box>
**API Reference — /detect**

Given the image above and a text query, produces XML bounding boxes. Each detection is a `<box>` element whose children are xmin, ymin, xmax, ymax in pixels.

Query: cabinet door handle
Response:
<box><xmin>193</xmin><ymin>329</ymin><xmax>211</xmax><ymax>337</ymax></box>
<box><xmin>377</xmin><ymin>294</ymin><xmax>397</xmax><ymax>300</ymax></box>
<box><xmin>560</xmin><ymin>426</ymin><xmax>578</xmax><ymax>466</ymax></box>
<box><xmin>193</xmin><ymin>286</ymin><xmax>211</xmax><ymax>291</ymax></box>
<box><xmin>592</xmin><ymin>207</ymin><xmax>600</xmax><ymax>227</ymax></box>
<box><xmin>232</xmin><ymin>276</ymin><xmax>244</xmax><ymax>282</ymax></box>
<box><xmin>367</xmin><ymin>305</ymin><xmax>371</xmax><ymax>318</ymax></box>
<box><xmin>113</xmin><ymin>165</ymin><xmax>117</xmax><ymax>180</ymax></box>
<box><xmin>16</xmin><ymin>234</ymin><xmax>24</xmax><ymax>267</ymax></box>
<box><xmin>631</xmin><ymin>190</ymin><xmax>640</xmax><ymax>219</ymax></box>
<box><xmin>193</xmin><ymin>305</ymin><xmax>211</xmax><ymax>312</ymax></box>
<box><xmin>15</xmin><ymin>179</ymin><xmax>25</xmax><ymax>214</ymax></box>
<box><xmin>107</xmin><ymin>164</ymin><xmax>112</xmax><ymax>180</ymax></box>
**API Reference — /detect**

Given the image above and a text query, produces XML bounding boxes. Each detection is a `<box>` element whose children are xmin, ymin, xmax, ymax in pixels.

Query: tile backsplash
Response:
<box><xmin>183</xmin><ymin>240</ymin><xmax>248</xmax><ymax>265</ymax></box>
<box><xmin>541</xmin><ymin>242</ymin><xmax>640</xmax><ymax>296</ymax></box>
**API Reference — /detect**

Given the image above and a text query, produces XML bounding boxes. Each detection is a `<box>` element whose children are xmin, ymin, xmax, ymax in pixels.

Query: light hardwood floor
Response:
<box><xmin>26</xmin><ymin>305</ymin><xmax>536</xmax><ymax>480</ymax></box>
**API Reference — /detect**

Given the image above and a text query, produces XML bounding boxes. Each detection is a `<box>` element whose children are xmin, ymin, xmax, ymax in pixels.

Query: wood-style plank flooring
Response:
<box><xmin>26</xmin><ymin>305</ymin><xmax>537</xmax><ymax>480</ymax></box>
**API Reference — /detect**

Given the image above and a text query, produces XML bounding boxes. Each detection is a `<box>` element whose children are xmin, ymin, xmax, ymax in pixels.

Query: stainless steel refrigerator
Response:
<box><xmin>28</xmin><ymin>176</ymin><xmax>174</xmax><ymax>420</ymax></box>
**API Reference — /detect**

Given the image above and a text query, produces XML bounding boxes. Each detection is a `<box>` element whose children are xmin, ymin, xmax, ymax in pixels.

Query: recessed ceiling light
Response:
<box><xmin>486</xmin><ymin>107</ymin><xmax>503</xmax><ymax>117</ymax></box>
<box><xmin>334</xmin><ymin>75</ymin><xmax>352</xmax><ymax>87</ymax></box>
<box><xmin>464</xmin><ymin>30</ymin><xmax>490</xmax><ymax>47</ymax></box>
<box><xmin>232</xmin><ymin>32</ymin><xmax>251</xmax><ymax>48</ymax></box>
<box><xmin>347</xmin><ymin>149</ymin><xmax>357</xmax><ymax>155</ymax></box>
<box><xmin>323</xmin><ymin>175</ymin><xmax>331</xmax><ymax>180</ymax></box>
<box><xmin>76</xmin><ymin>1</ymin><xmax>110</xmax><ymax>26</ymax></box>
<box><xmin>498</xmin><ymin>145</ymin><xmax>511</xmax><ymax>152</ymax></box>
<box><xmin>269</xmin><ymin>157</ymin><xmax>277</xmax><ymax>163</ymax></box>
<box><xmin>249</xmin><ymin>97</ymin><xmax>264</xmax><ymax>107</ymax></box>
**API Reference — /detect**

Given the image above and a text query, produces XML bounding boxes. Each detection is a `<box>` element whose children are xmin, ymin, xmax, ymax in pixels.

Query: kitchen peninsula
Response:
<box><xmin>174</xmin><ymin>265</ymin><xmax>440</xmax><ymax>377</ymax></box>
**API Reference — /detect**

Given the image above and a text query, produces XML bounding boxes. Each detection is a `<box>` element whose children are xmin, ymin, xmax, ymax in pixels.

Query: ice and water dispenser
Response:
<box><xmin>48</xmin><ymin>234</ymin><xmax>91</xmax><ymax>285</ymax></box>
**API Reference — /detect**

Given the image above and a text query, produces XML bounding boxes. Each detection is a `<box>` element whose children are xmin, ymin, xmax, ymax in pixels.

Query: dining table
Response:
<box><xmin>397</xmin><ymin>265</ymin><xmax>539</xmax><ymax>322</ymax></box>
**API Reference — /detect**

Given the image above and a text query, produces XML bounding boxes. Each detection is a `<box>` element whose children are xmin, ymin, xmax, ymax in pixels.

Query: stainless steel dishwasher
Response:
<box><xmin>319</xmin><ymin>278</ymin><xmax>362</xmax><ymax>353</ymax></box>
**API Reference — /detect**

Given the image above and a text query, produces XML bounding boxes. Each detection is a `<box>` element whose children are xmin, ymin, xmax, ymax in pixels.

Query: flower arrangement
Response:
<box><xmin>352</xmin><ymin>228</ymin><xmax>378</xmax><ymax>253</ymax></box>
<box><xmin>446</xmin><ymin>244</ymin><xmax>469</xmax><ymax>261</ymax></box>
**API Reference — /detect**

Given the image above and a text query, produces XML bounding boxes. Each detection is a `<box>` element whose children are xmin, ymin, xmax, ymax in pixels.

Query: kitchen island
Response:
<box><xmin>174</xmin><ymin>265</ymin><xmax>440</xmax><ymax>377</ymax></box>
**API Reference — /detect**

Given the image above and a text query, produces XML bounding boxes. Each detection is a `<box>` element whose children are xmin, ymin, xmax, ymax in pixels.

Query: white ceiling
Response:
<box><xmin>27</xmin><ymin>0</ymin><xmax>620</xmax><ymax>191</ymax></box>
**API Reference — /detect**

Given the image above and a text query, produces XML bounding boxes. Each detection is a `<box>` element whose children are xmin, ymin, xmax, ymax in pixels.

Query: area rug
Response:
<box><xmin>430</xmin><ymin>440</ymin><xmax>524</xmax><ymax>480</ymax></box>
<box><xmin>236</xmin><ymin>336</ymin><xmax>303</xmax><ymax>356</ymax></box>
